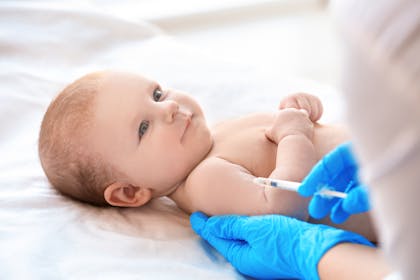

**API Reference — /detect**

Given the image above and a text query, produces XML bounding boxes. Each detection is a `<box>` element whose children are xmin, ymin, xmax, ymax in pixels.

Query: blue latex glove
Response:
<box><xmin>190</xmin><ymin>212</ymin><xmax>373</xmax><ymax>280</ymax></box>
<box><xmin>298</xmin><ymin>143</ymin><xmax>370</xmax><ymax>223</ymax></box>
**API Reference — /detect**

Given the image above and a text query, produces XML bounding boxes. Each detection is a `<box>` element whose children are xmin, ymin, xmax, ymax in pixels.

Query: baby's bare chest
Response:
<box><xmin>208</xmin><ymin>113</ymin><xmax>278</xmax><ymax>177</ymax></box>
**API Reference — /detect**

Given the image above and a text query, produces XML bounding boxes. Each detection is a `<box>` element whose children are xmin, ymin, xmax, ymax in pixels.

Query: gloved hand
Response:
<box><xmin>190</xmin><ymin>212</ymin><xmax>373</xmax><ymax>280</ymax></box>
<box><xmin>298</xmin><ymin>143</ymin><xmax>370</xmax><ymax>223</ymax></box>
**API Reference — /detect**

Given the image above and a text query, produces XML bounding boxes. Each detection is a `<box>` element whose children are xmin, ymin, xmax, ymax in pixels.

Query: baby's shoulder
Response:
<box><xmin>185</xmin><ymin>156</ymin><xmax>250</xmax><ymax>192</ymax></box>
<box><xmin>180</xmin><ymin>156</ymin><xmax>254</xmax><ymax>214</ymax></box>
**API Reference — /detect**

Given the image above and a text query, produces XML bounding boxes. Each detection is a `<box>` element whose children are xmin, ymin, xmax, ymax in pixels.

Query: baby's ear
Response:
<box><xmin>104</xmin><ymin>182</ymin><xmax>152</xmax><ymax>207</ymax></box>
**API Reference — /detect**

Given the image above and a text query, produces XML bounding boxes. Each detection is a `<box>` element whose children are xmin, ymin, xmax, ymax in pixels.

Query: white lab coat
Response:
<box><xmin>332</xmin><ymin>0</ymin><xmax>420</xmax><ymax>279</ymax></box>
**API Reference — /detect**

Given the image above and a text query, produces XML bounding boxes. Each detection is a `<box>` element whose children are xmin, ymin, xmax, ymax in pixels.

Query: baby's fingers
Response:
<box><xmin>308</xmin><ymin>97</ymin><xmax>323</xmax><ymax>122</ymax></box>
<box><xmin>279</xmin><ymin>93</ymin><xmax>322</xmax><ymax>122</ymax></box>
<box><xmin>298</xmin><ymin>109</ymin><xmax>309</xmax><ymax>117</ymax></box>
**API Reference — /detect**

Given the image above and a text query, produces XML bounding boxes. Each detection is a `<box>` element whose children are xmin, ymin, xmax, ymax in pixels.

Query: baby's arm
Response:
<box><xmin>264</xmin><ymin>93</ymin><xmax>322</xmax><ymax>219</ymax></box>
<box><xmin>265</xmin><ymin>108</ymin><xmax>317</xmax><ymax>181</ymax></box>
<box><xmin>266</xmin><ymin>93</ymin><xmax>323</xmax><ymax>181</ymax></box>
<box><xmin>179</xmin><ymin>156</ymin><xmax>311</xmax><ymax>218</ymax></box>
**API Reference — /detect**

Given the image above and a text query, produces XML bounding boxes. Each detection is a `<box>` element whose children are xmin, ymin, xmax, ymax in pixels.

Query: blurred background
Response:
<box><xmin>51</xmin><ymin>0</ymin><xmax>341</xmax><ymax>87</ymax></box>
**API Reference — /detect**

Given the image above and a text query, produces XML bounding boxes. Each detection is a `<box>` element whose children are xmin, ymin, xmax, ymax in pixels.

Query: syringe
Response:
<box><xmin>253</xmin><ymin>177</ymin><xmax>347</xmax><ymax>199</ymax></box>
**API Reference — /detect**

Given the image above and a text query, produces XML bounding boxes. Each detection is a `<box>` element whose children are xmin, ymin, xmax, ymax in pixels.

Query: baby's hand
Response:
<box><xmin>265</xmin><ymin>108</ymin><xmax>314</xmax><ymax>144</ymax></box>
<box><xmin>279</xmin><ymin>93</ymin><xmax>323</xmax><ymax>122</ymax></box>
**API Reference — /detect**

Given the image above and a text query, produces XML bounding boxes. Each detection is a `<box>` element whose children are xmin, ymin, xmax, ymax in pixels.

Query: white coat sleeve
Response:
<box><xmin>331</xmin><ymin>1</ymin><xmax>420</xmax><ymax>279</ymax></box>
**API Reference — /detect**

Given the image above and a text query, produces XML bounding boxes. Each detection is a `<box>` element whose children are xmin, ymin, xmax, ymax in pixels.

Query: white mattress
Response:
<box><xmin>0</xmin><ymin>2</ymin><xmax>345</xmax><ymax>279</ymax></box>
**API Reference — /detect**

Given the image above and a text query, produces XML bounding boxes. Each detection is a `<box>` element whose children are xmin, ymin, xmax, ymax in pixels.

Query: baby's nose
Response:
<box><xmin>162</xmin><ymin>100</ymin><xmax>179</xmax><ymax>122</ymax></box>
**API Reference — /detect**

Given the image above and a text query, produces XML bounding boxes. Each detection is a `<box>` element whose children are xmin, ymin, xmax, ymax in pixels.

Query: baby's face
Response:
<box><xmin>89</xmin><ymin>72</ymin><xmax>213</xmax><ymax>197</ymax></box>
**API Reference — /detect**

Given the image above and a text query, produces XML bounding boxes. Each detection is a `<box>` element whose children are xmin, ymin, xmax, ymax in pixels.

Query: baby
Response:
<box><xmin>39</xmin><ymin>71</ymin><xmax>376</xmax><ymax>241</ymax></box>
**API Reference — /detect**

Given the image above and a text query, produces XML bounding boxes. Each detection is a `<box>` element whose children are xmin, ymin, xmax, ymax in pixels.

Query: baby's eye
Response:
<box><xmin>138</xmin><ymin>120</ymin><xmax>149</xmax><ymax>138</ymax></box>
<box><xmin>153</xmin><ymin>88</ymin><xmax>162</xmax><ymax>101</ymax></box>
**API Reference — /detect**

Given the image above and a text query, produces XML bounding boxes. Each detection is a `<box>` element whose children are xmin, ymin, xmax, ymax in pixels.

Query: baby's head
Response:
<box><xmin>39</xmin><ymin>71</ymin><xmax>213</xmax><ymax>207</ymax></box>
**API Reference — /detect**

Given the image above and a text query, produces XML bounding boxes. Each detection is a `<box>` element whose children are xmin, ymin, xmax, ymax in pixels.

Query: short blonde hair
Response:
<box><xmin>39</xmin><ymin>72</ymin><xmax>115</xmax><ymax>206</ymax></box>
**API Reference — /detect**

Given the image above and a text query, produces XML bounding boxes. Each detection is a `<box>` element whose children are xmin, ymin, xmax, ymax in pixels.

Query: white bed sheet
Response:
<box><xmin>0</xmin><ymin>2</ymin><xmax>345</xmax><ymax>279</ymax></box>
